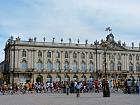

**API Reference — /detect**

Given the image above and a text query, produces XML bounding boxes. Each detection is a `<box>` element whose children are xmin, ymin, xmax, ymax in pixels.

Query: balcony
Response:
<box><xmin>13</xmin><ymin>68</ymin><xmax>34</xmax><ymax>73</ymax></box>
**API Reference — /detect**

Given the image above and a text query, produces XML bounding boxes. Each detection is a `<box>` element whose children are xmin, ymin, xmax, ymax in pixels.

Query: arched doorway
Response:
<box><xmin>81</xmin><ymin>73</ymin><xmax>87</xmax><ymax>81</ymax></box>
<box><xmin>73</xmin><ymin>73</ymin><xmax>78</xmax><ymax>81</ymax></box>
<box><xmin>47</xmin><ymin>74</ymin><xmax>52</xmax><ymax>82</ymax></box>
<box><xmin>55</xmin><ymin>73</ymin><xmax>61</xmax><ymax>82</ymax></box>
<box><xmin>0</xmin><ymin>78</ymin><xmax>3</xmax><ymax>85</ymax></box>
<box><xmin>64</xmin><ymin>73</ymin><xmax>70</xmax><ymax>81</ymax></box>
<box><xmin>89</xmin><ymin>73</ymin><xmax>94</xmax><ymax>82</ymax></box>
<box><xmin>36</xmin><ymin>74</ymin><xmax>43</xmax><ymax>83</ymax></box>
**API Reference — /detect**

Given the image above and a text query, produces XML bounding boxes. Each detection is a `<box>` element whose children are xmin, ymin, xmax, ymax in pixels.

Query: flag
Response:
<box><xmin>105</xmin><ymin>27</ymin><xmax>112</xmax><ymax>31</ymax></box>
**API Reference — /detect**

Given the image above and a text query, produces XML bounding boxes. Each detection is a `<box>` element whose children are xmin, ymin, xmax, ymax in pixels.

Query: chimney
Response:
<box><xmin>85</xmin><ymin>40</ymin><xmax>88</xmax><ymax>45</ymax></box>
<box><xmin>132</xmin><ymin>42</ymin><xmax>134</xmax><ymax>49</ymax></box>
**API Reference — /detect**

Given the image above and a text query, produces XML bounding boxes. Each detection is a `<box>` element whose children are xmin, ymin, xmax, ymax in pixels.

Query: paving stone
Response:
<box><xmin>0</xmin><ymin>93</ymin><xmax>140</xmax><ymax>105</ymax></box>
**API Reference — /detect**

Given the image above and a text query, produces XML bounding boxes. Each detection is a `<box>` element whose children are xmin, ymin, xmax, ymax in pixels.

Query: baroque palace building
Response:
<box><xmin>3</xmin><ymin>33</ymin><xmax>140</xmax><ymax>84</ymax></box>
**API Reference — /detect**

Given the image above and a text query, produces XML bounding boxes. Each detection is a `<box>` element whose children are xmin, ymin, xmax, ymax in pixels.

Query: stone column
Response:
<box><xmin>17</xmin><ymin>49</ymin><xmax>20</xmax><ymax>69</ymax></box>
<box><xmin>107</xmin><ymin>53</ymin><xmax>110</xmax><ymax>71</ymax></box>
<box><xmin>94</xmin><ymin>52</ymin><xmax>96</xmax><ymax>72</ymax></box>
<box><xmin>122</xmin><ymin>53</ymin><xmax>125</xmax><ymax>71</ymax></box>
<box><xmin>27</xmin><ymin>49</ymin><xmax>31</xmax><ymax>69</ymax></box>
<box><xmin>97</xmin><ymin>52</ymin><xmax>101</xmax><ymax>72</ymax></box>
<box><xmin>52</xmin><ymin>50</ymin><xmax>55</xmax><ymax>72</ymax></box>
<box><xmin>114</xmin><ymin>53</ymin><xmax>117</xmax><ymax>71</ymax></box>
<box><xmin>77</xmin><ymin>52</ymin><xmax>80</xmax><ymax>72</ymax></box>
<box><xmin>126</xmin><ymin>54</ymin><xmax>129</xmax><ymax>71</ymax></box>
<box><xmin>133</xmin><ymin>54</ymin><xmax>136</xmax><ymax>72</ymax></box>
<box><xmin>14</xmin><ymin>49</ymin><xmax>18</xmax><ymax>69</ymax></box>
<box><xmin>85</xmin><ymin>52</ymin><xmax>88</xmax><ymax>72</ymax></box>
<box><xmin>98</xmin><ymin>52</ymin><xmax>101</xmax><ymax>71</ymax></box>
<box><xmin>34</xmin><ymin>50</ymin><xmax>37</xmax><ymax>71</ymax></box>
<box><xmin>69</xmin><ymin>51</ymin><xmax>72</xmax><ymax>72</ymax></box>
<box><xmin>43</xmin><ymin>50</ymin><xmax>46</xmax><ymax>71</ymax></box>
<box><xmin>61</xmin><ymin>51</ymin><xmax>64</xmax><ymax>72</ymax></box>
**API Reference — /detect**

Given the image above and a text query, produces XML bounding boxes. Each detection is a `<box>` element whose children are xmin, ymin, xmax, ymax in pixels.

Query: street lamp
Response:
<box><xmin>101</xmin><ymin>41</ymin><xmax>110</xmax><ymax>97</ymax></box>
<box><xmin>94</xmin><ymin>40</ymin><xmax>98</xmax><ymax>79</ymax></box>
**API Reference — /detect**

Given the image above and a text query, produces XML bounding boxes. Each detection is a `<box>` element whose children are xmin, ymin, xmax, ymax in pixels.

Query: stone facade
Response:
<box><xmin>3</xmin><ymin>34</ymin><xmax>140</xmax><ymax>84</ymax></box>
<box><xmin>0</xmin><ymin>61</ymin><xmax>4</xmax><ymax>84</ymax></box>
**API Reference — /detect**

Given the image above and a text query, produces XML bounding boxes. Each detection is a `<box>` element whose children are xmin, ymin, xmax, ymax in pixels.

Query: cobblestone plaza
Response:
<box><xmin>0</xmin><ymin>92</ymin><xmax>140</xmax><ymax>105</ymax></box>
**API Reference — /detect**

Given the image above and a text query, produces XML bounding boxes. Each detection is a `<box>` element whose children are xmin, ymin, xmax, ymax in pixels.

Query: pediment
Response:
<box><xmin>106</xmin><ymin>41</ymin><xmax>126</xmax><ymax>50</ymax></box>
<box><xmin>100</xmin><ymin>36</ymin><xmax>126</xmax><ymax>51</ymax></box>
<box><xmin>99</xmin><ymin>33</ymin><xmax>127</xmax><ymax>50</ymax></box>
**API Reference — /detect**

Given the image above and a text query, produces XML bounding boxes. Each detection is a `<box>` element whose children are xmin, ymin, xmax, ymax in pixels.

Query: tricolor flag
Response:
<box><xmin>105</xmin><ymin>27</ymin><xmax>112</xmax><ymax>31</ymax></box>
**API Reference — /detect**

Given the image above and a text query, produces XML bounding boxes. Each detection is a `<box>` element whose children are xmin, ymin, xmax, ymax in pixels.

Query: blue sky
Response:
<box><xmin>0</xmin><ymin>0</ymin><xmax>140</xmax><ymax>62</ymax></box>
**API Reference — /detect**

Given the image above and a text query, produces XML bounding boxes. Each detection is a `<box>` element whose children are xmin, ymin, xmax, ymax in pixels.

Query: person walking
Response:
<box><xmin>137</xmin><ymin>80</ymin><xmax>140</xmax><ymax>95</ymax></box>
<box><xmin>127</xmin><ymin>79</ymin><xmax>132</xmax><ymax>94</ymax></box>
<box><xmin>66</xmin><ymin>82</ymin><xmax>69</xmax><ymax>95</ymax></box>
<box><xmin>76</xmin><ymin>82</ymin><xmax>81</xmax><ymax>98</ymax></box>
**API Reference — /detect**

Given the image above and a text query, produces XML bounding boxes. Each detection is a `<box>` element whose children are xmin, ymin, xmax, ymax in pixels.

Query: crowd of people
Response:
<box><xmin>0</xmin><ymin>79</ymin><xmax>140</xmax><ymax>96</ymax></box>
<box><xmin>124</xmin><ymin>79</ymin><xmax>140</xmax><ymax>94</ymax></box>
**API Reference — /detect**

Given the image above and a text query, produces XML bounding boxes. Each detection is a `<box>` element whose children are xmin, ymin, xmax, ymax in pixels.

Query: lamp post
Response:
<box><xmin>94</xmin><ymin>40</ymin><xmax>98</xmax><ymax>79</ymax></box>
<box><xmin>12</xmin><ymin>40</ymin><xmax>16</xmax><ymax>84</ymax></box>
<box><xmin>102</xmin><ymin>41</ymin><xmax>110</xmax><ymax>97</ymax></box>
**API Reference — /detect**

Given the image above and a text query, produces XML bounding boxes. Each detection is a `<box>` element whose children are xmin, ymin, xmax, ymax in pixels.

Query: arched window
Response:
<box><xmin>81</xmin><ymin>74</ymin><xmax>87</xmax><ymax>81</ymax></box>
<box><xmin>73</xmin><ymin>52</ymin><xmax>77</xmax><ymax>58</ymax></box>
<box><xmin>72</xmin><ymin>60</ymin><xmax>78</xmax><ymax>72</ymax></box>
<box><xmin>89</xmin><ymin>61</ymin><xmax>94</xmax><ymax>72</ymax></box>
<box><xmin>47</xmin><ymin>51</ymin><xmax>51</xmax><ymax>58</ymax></box>
<box><xmin>64</xmin><ymin>74</ymin><xmax>70</xmax><ymax>81</ymax></box>
<box><xmin>47</xmin><ymin>74</ymin><xmax>52</xmax><ymax>82</ymax></box>
<box><xmin>136</xmin><ymin>55</ymin><xmax>139</xmax><ymax>61</ymax></box>
<box><xmin>81</xmin><ymin>52</ymin><xmax>85</xmax><ymax>59</ymax></box>
<box><xmin>81</xmin><ymin>61</ymin><xmax>86</xmax><ymax>72</ymax></box>
<box><xmin>56</xmin><ymin>51</ymin><xmax>60</xmax><ymax>58</ymax></box>
<box><xmin>129</xmin><ymin>54</ymin><xmax>132</xmax><ymax>60</ymax></box>
<box><xmin>73</xmin><ymin>74</ymin><xmax>78</xmax><ymax>81</ymax></box>
<box><xmin>65</xmin><ymin>51</ymin><xmax>69</xmax><ymax>58</ymax></box>
<box><xmin>56</xmin><ymin>74</ymin><xmax>61</xmax><ymax>81</ymax></box>
<box><xmin>20</xmin><ymin>60</ymin><xmax>28</xmax><ymax>70</ymax></box>
<box><xmin>111</xmin><ymin>54</ymin><xmax>115</xmax><ymax>60</ymax></box>
<box><xmin>22</xmin><ymin>50</ymin><xmax>26</xmax><ymax>57</ymax></box>
<box><xmin>117</xmin><ymin>62</ymin><xmax>122</xmax><ymax>71</ymax></box>
<box><xmin>110</xmin><ymin>62</ymin><xmax>115</xmax><ymax>71</ymax></box>
<box><xmin>56</xmin><ymin>60</ymin><xmax>61</xmax><ymax>72</ymax></box>
<box><xmin>47</xmin><ymin>60</ymin><xmax>52</xmax><ymax>72</ymax></box>
<box><xmin>37</xmin><ymin>60</ymin><xmax>43</xmax><ymax>71</ymax></box>
<box><xmin>89</xmin><ymin>52</ymin><xmax>93</xmax><ymax>59</ymax></box>
<box><xmin>64</xmin><ymin>61</ymin><xmax>69</xmax><ymax>70</ymax></box>
<box><xmin>136</xmin><ymin>62</ymin><xmax>140</xmax><ymax>72</ymax></box>
<box><xmin>38</xmin><ymin>50</ymin><xmax>42</xmax><ymax>57</ymax></box>
<box><xmin>129</xmin><ymin>62</ymin><xmax>133</xmax><ymax>71</ymax></box>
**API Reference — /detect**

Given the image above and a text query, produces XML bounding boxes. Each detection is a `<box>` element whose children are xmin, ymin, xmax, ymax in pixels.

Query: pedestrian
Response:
<box><xmin>127</xmin><ymin>79</ymin><xmax>131</xmax><ymax>94</ymax></box>
<box><xmin>76</xmin><ymin>82</ymin><xmax>81</xmax><ymax>97</ymax></box>
<box><xmin>94</xmin><ymin>80</ymin><xmax>99</xmax><ymax>93</ymax></box>
<box><xmin>66</xmin><ymin>82</ymin><xmax>69</xmax><ymax>95</ymax></box>
<box><xmin>137</xmin><ymin>80</ymin><xmax>140</xmax><ymax>95</ymax></box>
